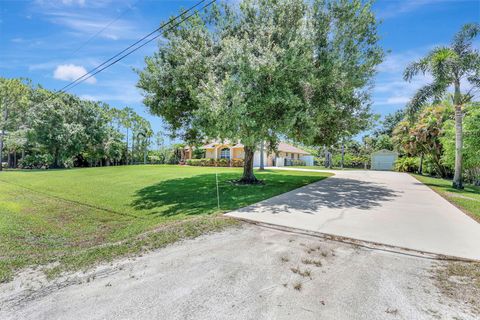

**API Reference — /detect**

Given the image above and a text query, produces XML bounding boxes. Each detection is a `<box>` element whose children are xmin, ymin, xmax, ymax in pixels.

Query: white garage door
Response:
<box><xmin>253</xmin><ymin>151</ymin><xmax>268</xmax><ymax>167</ymax></box>
<box><xmin>372</xmin><ymin>154</ymin><xmax>396</xmax><ymax>171</ymax></box>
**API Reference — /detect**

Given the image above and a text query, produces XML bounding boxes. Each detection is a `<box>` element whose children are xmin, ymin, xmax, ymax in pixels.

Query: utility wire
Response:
<box><xmin>58</xmin><ymin>0</ymin><xmax>211</xmax><ymax>93</ymax></box>
<box><xmin>64</xmin><ymin>0</ymin><xmax>216</xmax><ymax>93</ymax></box>
<box><xmin>68</xmin><ymin>0</ymin><xmax>142</xmax><ymax>57</ymax></box>
<box><xmin>23</xmin><ymin>0</ymin><xmax>215</xmax><ymax>107</ymax></box>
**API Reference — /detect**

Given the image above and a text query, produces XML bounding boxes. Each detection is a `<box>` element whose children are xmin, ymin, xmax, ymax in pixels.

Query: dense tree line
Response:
<box><xmin>392</xmin><ymin>102</ymin><xmax>480</xmax><ymax>184</ymax></box>
<box><xmin>0</xmin><ymin>77</ymin><xmax>152</xmax><ymax>169</ymax></box>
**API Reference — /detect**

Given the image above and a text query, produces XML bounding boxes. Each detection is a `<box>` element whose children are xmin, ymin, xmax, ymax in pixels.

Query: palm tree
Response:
<box><xmin>404</xmin><ymin>23</ymin><xmax>480</xmax><ymax>189</ymax></box>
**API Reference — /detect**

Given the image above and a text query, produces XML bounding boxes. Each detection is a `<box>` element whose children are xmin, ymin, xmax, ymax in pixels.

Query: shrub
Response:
<box><xmin>215</xmin><ymin>158</ymin><xmax>229</xmax><ymax>167</ymax></box>
<box><xmin>395</xmin><ymin>157</ymin><xmax>418</xmax><ymax>172</ymax></box>
<box><xmin>18</xmin><ymin>154</ymin><xmax>53</xmax><ymax>169</ymax></box>
<box><xmin>231</xmin><ymin>158</ymin><xmax>244</xmax><ymax>167</ymax></box>
<box><xmin>291</xmin><ymin>159</ymin><xmax>306</xmax><ymax>166</ymax></box>
<box><xmin>332</xmin><ymin>154</ymin><xmax>368</xmax><ymax>168</ymax></box>
<box><xmin>186</xmin><ymin>159</ymin><xmax>201</xmax><ymax>166</ymax></box>
<box><xmin>200</xmin><ymin>158</ymin><xmax>214</xmax><ymax>166</ymax></box>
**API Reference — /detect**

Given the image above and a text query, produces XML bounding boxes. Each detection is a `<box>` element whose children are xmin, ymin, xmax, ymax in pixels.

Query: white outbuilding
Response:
<box><xmin>371</xmin><ymin>149</ymin><xmax>398</xmax><ymax>171</ymax></box>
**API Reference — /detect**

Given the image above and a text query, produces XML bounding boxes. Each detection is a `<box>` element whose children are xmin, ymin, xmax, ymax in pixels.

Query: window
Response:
<box><xmin>291</xmin><ymin>153</ymin><xmax>295</xmax><ymax>159</ymax></box>
<box><xmin>220</xmin><ymin>148</ymin><xmax>230</xmax><ymax>159</ymax></box>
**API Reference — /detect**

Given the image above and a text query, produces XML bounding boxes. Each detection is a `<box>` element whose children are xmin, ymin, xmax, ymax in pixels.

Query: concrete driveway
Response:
<box><xmin>226</xmin><ymin>169</ymin><xmax>480</xmax><ymax>260</ymax></box>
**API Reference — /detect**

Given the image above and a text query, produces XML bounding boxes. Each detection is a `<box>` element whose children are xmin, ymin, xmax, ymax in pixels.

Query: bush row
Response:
<box><xmin>290</xmin><ymin>159</ymin><xmax>306</xmax><ymax>166</ymax></box>
<box><xmin>186</xmin><ymin>158</ymin><xmax>244</xmax><ymax>167</ymax></box>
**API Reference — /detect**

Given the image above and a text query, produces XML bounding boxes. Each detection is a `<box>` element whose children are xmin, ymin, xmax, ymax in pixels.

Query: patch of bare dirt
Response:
<box><xmin>433</xmin><ymin>261</ymin><xmax>480</xmax><ymax>316</ymax></box>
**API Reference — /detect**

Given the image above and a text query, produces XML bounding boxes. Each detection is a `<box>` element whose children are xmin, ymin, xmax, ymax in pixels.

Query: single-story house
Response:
<box><xmin>184</xmin><ymin>141</ymin><xmax>313</xmax><ymax>167</ymax></box>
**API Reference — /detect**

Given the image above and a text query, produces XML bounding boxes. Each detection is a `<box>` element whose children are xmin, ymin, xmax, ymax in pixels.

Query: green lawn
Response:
<box><xmin>412</xmin><ymin>174</ymin><xmax>480</xmax><ymax>222</ymax></box>
<box><xmin>0</xmin><ymin>165</ymin><xmax>331</xmax><ymax>282</ymax></box>
<box><xmin>290</xmin><ymin>166</ymin><xmax>366</xmax><ymax>171</ymax></box>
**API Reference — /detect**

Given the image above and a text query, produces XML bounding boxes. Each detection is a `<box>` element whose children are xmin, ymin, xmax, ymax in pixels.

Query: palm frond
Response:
<box><xmin>403</xmin><ymin>57</ymin><xmax>431</xmax><ymax>81</ymax></box>
<box><xmin>453</xmin><ymin>23</ymin><xmax>480</xmax><ymax>55</ymax></box>
<box><xmin>406</xmin><ymin>82</ymin><xmax>448</xmax><ymax>117</ymax></box>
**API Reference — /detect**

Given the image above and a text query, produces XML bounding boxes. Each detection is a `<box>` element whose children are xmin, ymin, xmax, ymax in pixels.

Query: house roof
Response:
<box><xmin>277</xmin><ymin>142</ymin><xmax>310</xmax><ymax>155</ymax></box>
<box><xmin>189</xmin><ymin>141</ymin><xmax>310</xmax><ymax>155</ymax></box>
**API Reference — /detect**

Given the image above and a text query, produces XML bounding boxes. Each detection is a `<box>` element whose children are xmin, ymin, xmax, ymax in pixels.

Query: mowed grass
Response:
<box><xmin>290</xmin><ymin>166</ymin><xmax>365</xmax><ymax>171</ymax></box>
<box><xmin>412</xmin><ymin>174</ymin><xmax>480</xmax><ymax>222</ymax></box>
<box><xmin>0</xmin><ymin>165</ymin><xmax>331</xmax><ymax>282</ymax></box>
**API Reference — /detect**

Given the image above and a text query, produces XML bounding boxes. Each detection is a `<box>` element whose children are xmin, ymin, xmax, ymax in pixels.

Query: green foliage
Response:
<box><xmin>404</xmin><ymin>23</ymin><xmax>480</xmax><ymax>113</ymax></box>
<box><xmin>375</xmin><ymin>109</ymin><xmax>406</xmax><ymax>137</ymax></box>
<box><xmin>374</xmin><ymin>134</ymin><xmax>394</xmax><ymax>151</ymax></box>
<box><xmin>395</xmin><ymin>157</ymin><xmax>419</xmax><ymax>173</ymax></box>
<box><xmin>18</xmin><ymin>154</ymin><xmax>53</xmax><ymax>169</ymax></box>
<box><xmin>332</xmin><ymin>154</ymin><xmax>368</xmax><ymax>168</ymax></box>
<box><xmin>186</xmin><ymin>158</ymin><xmax>244</xmax><ymax>167</ymax></box>
<box><xmin>137</xmin><ymin>0</ymin><xmax>383</xmax><ymax>181</ymax></box>
<box><xmin>0</xmin><ymin>77</ymin><xmax>153</xmax><ymax>169</ymax></box>
<box><xmin>392</xmin><ymin>103</ymin><xmax>453</xmax><ymax>177</ymax></box>
<box><xmin>291</xmin><ymin>159</ymin><xmax>306</xmax><ymax>166</ymax></box>
<box><xmin>403</xmin><ymin>23</ymin><xmax>480</xmax><ymax>187</ymax></box>
<box><xmin>441</xmin><ymin>104</ymin><xmax>480</xmax><ymax>184</ymax></box>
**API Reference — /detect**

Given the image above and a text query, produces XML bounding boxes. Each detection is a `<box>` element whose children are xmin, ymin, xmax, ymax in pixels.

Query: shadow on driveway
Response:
<box><xmin>244</xmin><ymin>177</ymin><xmax>401</xmax><ymax>215</ymax></box>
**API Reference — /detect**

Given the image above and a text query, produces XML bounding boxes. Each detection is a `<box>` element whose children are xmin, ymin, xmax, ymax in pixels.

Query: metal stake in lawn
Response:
<box><xmin>216</xmin><ymin>172</ymin><xmax>220</xmax><ymax>210</ymax></box>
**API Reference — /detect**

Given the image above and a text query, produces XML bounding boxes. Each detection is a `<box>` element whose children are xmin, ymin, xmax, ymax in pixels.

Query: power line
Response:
<box><xmin>68</xmin><ymin>0</ymin><xmax>142</xmax><ymax>57</ymax></box>
<box><xmin>64</xmin><ymin>0</ymin><xmax>216</xmax><ymax>93</ymax></box>
<box><xmin>28</xmin><ymin>0</ymin><xmax>216</xmax><ymax>107</ymax></box>
<box><xmin>58</xmin><ymin>0</ymin><xmax>212</xmax><ymax>94</ymax></box>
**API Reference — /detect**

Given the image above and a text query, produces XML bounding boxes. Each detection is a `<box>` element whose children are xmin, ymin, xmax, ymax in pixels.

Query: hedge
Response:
<box><xmin>186</xmin><ymin>158</ymin><xmax>244</xmax><ymax>167</ymax></box>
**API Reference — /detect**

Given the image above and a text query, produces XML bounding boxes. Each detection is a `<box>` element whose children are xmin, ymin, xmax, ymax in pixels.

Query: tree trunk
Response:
<box><xmin>418</xmin><ymin>153</ymin><xmax>423</xmax><ymax>175</ymax></box>
<box><xmin>452</xmin><ymin>104</ymin><xmax>463</xmax><ymax>189</ymax></box>
<box><xmin>13</xmin><ymin>150</ymin><xmax>16</xmax><ymax>168</ymax></box>
<box><xmin>324</xmin><ymin>147</ymin><xmax>329</xmax><ymax>167</ymax></box>
<box><xmin>54</xmin><ymin>150</ymin><xmax>60</xmax><ymax>168</ymax></box>
<box><xmin>340</xmin><ymin>141</ymin><xmax>345</xmax><ymax>169</ymax></box>
<box><xmin>0</xmin><ymin>106</ymin><xmax>7</xmax><ymax>172</ymax></box>
<box><xmin>259</xmin><ymin>141</ymin><xmax>265</xmax><ymax>170</ymax></box>
<box><xmin>238</xmin><ymin>146</ymin><xmax>260</xmax><ymax>184</ymax></box>
<box><xmin>131</xmin><ymin>133</ymin><xmax>135</xmax><ymax>165</ymax></box>
<box><xmin>7</xmin><ymin>152</ymin><xmax>11</xmax><ymax>168</ymax></box>
<box><xmin>125</xmin><ymin>127</ymin><xmax>129</xmax><ymax>166</ymax></box>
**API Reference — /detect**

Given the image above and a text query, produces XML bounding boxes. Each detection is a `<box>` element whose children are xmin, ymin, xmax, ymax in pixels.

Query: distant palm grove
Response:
<box><xmin>0</xmin><ymin>78</ymin><xmax>153</xmax><ymax>169</ymax></box>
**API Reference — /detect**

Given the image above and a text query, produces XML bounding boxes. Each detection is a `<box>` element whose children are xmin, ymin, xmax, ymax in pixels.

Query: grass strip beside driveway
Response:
<box><xmin>412</xmin><ymin>174</ymin><xmax>480</xmax><ymax>222</ymax></box>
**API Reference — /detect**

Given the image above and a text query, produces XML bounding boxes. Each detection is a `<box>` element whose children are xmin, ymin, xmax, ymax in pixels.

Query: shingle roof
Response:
<box><xmin>193</xmin><ymin>141</ymin><xmax>310</xmax><ymax>155</ymax></box>
<box><xmin>276</xmin><ymin>142</ymin><xmax>310</xmax><ymax>155</ymax></box>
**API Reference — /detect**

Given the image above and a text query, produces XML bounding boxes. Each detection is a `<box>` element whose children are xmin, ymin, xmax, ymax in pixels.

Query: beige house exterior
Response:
<box><xmin>184</xmin><ymin>141</ymin><xmax>313</xmax><ymax>167</ymax></box>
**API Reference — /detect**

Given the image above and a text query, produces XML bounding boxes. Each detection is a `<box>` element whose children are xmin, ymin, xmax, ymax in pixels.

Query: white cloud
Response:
<box><xmin>61</xmin><ymin>0</ymin><xmax>86</xmax><ymax>6</ymax></box>
<box><xmin>53</xmin><ymin>64</ymin><xmax>96</xmax><ymax>84</ymax></box>
<box><xmin>46</xmin><ymin>12</ymin><xmax>138</xmax><ymax>40</ymax></box>
<box><xmin>79</xmin><ymin>79</ymin><xmax>142</xmax><ymax>104</ymax></box>
<box><xmin>35</xmin><ymin>0</ymin><xmax>114</xmax><ymax>8</ymax></box>
<box><xmin>376</xmin><ymin>0</ymin><xmax>452</xmax><ymax>19</ymax></box>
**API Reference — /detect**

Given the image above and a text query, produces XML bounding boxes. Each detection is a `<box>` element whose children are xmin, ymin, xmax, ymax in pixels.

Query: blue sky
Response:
<box><xmin>1</xmin><ymin>0</ymin><xmax>479</xmax><ymax>142</ymax></box>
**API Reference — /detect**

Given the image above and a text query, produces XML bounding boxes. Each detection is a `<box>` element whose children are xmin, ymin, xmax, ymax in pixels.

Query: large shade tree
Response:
<box><xmin>404</xmin><ymin>23</ymin><xmax>480</xmax><ymax>189</ymax></box>
<box><xmin>0</xmin><ymin>78</ymin><xmax>31</xmax><ymax>171</ymax></box>
<box><xmin>137</xmin><ymin>0</ymin><xmax>383</xmax><ymax>183</ymax></box>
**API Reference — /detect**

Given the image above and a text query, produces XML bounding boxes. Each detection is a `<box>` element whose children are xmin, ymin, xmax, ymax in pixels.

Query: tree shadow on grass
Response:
<box><xmin>130</xmin><ymin>171</ymin><xmax>326</xmax><ymax>218</ymax></box>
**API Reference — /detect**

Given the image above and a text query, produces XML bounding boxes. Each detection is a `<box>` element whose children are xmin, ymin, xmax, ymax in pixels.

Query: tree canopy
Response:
<box><xmin>137</xmin><ymin>0</ymin><xmax>383</xmax><ymax>182</ymax></box>
<box><xmin>0</xmin><ymin>77</ymin><xmax>152</xmax><ymax>169</ymax></box>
